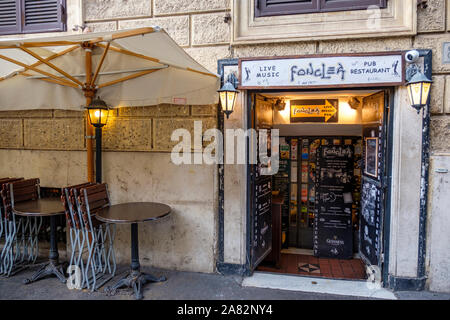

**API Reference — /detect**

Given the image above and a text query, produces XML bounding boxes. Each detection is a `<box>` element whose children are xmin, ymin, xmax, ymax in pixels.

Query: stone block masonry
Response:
<box><xmin>0</xmin><ymin>105</ymin><xmax>217</xmax><ymax>153</ymax></box>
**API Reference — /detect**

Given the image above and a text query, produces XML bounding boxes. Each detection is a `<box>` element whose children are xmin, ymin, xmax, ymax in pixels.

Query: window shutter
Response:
<box><xmin>22</xmin><ymin>0</ymin><xmax>66</xmax><ymax>33</ymax></box>
<box><xmin>320</xmin><ymin>0</ymin><xmax>387</xmax><ymax>12</ymax></box>
<box><xmin>255</xmin><ymin>0</ymin><xmax>320</xmax><ymax>17</ymax></box>
<box><xmin>0</xmin><ymin>0</ymin><xmax>21</xmax><ymax>35</ymax></box>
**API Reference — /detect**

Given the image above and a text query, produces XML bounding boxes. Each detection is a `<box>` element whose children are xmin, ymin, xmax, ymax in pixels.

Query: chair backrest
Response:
<box><xmin>0</xmin><ymin>178</ymin><xmax>25</xmax><ymax>220</ymax></box>
<box><xmin>61</xmin><ymin>182</ymin><xmax>95</xmax><ymax>230</ymax></box>
<box><xmin>0</xmin><ymin>178</ymin><xmax>23</xmax><ymax>185</ymax></box>
<box><xmin>9</xmin><ymin>178</ymin><xmax>40</xmax><ymax>205</ymax></box>
<box><xmin>78</xmin><ymin>183</ymin><xmax>111</xmax><ymax>232</ymax></box>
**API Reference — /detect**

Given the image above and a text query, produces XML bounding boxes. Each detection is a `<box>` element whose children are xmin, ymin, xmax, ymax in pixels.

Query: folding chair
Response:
<box><xmin>77</xmin><ymin>183</ymin><xmax>116</xmax><ymax>291</ymax></box>
<box><xmin>0</xmin><ymin>178</ymin><xmax>24</xmax><ymax>275</ymax></box>
<box><xmin>0</xmin><ymin>178</ymin><xmax>41</xmax><ymax>277</ymax></box>
<box><xmin>61</xmin><ymin>182</ymin><xmax>95</xmax><ymax>289</ymax></box>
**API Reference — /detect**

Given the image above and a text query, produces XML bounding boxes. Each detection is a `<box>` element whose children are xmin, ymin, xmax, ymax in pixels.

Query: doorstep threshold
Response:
<box><xmin>242</xmin><ymin>271</ymin><xmax>397</xmax><ymax>300</ymax></box>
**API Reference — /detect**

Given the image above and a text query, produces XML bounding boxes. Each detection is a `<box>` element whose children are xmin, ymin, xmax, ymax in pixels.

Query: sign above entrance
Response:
<box><xmin>290</xmin><ymin>99</ymin><xmax>338</xmax><ymax>123</ymax></box>
<box><xmin>239</xmin><ymin>53</ymin><xmax>405</xmax><ymax>89</ymax></box>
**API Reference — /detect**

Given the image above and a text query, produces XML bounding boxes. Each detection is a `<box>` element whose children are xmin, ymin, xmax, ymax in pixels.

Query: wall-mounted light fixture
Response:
<box><xmin>218</xmin><ymin>80</ymin><xmax>239</xmax><ymax>119</ymax></box>
<box><xmin>347</xmin><ymin>97</ymin><xmax>361</xmax><ymax>110</ymax></box>
<box><xmin>86</xmin><ymin>97</ymin><xmax>110</xmax><ymax>183</ymax></box>
<box><xmin>407</xmin><ymin>71</ymin><xmax>432</xmax><ymax>114</ymax></box>
<box><xmin>274</xmin><ymin>99</ymin><xmax>286</xmax><ymax>111</ymax></box>
<box><xmin>405</xmin><ymin>49</ymin><xmax>433</xmax><ymax>114</ymax></box>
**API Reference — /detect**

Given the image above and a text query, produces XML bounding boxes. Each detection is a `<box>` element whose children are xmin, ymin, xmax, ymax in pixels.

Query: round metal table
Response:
<box><xmin>12</xmin><ymin>198</ymin><xmax>66</xmax><ymax>284</ymax></box>
<box><xmin>96</xmin><ymin>202</ymin><xmax>171</xmax><ymax>300</ymax></box>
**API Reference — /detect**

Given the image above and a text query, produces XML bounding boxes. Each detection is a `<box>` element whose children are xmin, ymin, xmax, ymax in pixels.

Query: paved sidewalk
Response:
<box><xmin>0</xmin><ymin>264</ymin><xmax>449</xmax><ymax>300</ymax></box>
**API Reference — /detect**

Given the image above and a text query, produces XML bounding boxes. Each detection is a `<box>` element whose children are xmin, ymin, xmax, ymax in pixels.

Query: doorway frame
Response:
<box><xmin>244</xmin><ymin>87</ymin><xmax>395</xmax><ymax>286</ymax></box>
<box><xmin>216</xmin><ymin>50</ymin><xmax>432</xmax><ymax>291</ymax></box>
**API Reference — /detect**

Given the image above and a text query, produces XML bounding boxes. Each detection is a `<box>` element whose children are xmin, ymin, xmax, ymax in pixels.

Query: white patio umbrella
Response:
<box><xmin>0</xmin><ymin>27</ymin><xmax>219</xmax><ymax>181</ymax></box>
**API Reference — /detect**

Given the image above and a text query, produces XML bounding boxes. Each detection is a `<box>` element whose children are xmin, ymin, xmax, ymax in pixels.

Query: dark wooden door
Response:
<box><xmin>250</xmin><ymin>95</ymin><xmax>273</xmax><ymax>271</ymax></box>
<box><xmin>359</xmin><ymin>91</ymin><xmax>388</xmax><ymax>268</ymax></box>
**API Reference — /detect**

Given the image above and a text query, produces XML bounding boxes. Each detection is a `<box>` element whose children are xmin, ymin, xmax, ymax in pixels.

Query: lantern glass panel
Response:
<box><xmin>227</xmin><ymin>91</ymin><xmax>237</xmax><ymax>113</ymax></box>
<box><xmin>408</xmin><ymin>82</ymin><xmax>423</xmax><ymax>106</ymax></box>
<box><xmin>220</xmin><ymin>91</ymin><xmax>228</xmax><ymax>112</ymax></box>
<box><xmin>421</xmin><ymin>82</ymin><xmax>431</xmax><ymax>105</ymax></box>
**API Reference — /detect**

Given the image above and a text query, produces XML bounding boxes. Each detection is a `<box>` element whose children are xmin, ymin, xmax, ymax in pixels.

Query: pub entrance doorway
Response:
<box><xmin>247</xmin><ymin>88</ymin><xmax>392</xmax><ymax>283</ymax></box>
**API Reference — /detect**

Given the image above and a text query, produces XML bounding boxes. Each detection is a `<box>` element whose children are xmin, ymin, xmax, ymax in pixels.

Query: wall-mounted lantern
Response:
<box><xmin>407</xmin><ymin>71</ymin><xmax>432</xmax><ymax>114</ymax></box>
<box><xmin>86</xmin><ymin>97</ymin><xmax>110</xmax><ymax>183</ymax></box>
<box><xmin>218</xmin><ymin>81</ymin><xmax>239</xmax><ymax>119</ymax></box>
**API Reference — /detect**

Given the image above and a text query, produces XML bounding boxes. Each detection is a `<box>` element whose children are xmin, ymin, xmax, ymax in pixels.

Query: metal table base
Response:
<box><xmin>106</xmin><ymin>223</ymin><xmax>165</xmax><ymax>299</ymax></box>
<box><xmin>23</xmin><ymin>216</ymin><xmax>66</xmax><ymax>284</ymax></box>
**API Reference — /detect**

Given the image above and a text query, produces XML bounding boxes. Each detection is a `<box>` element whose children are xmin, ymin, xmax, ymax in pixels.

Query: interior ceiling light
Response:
<box><xmin>348</xmin><ymin>97</ymin><xmax>361</xmax><ymax>110</ymax></box>
<box><xmin>274</xmin><ymin>99</ymin><xmax>286</xmax><ymax>111</ymax></box>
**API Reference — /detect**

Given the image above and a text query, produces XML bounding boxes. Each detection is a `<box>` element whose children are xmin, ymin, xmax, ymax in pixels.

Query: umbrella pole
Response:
<box><xmin>83</xmin><ymin>43</ymin><xmax>95</xmax><ymax>183</ymax></box>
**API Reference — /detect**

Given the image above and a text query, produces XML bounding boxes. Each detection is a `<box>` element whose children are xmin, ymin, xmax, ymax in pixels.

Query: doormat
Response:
<box><xmin>298</xmin><ymin>263</ymin><xmax>320</xmax><ymax>274</ymax></box>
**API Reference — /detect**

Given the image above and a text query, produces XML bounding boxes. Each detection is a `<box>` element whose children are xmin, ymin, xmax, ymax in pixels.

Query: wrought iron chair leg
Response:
<box><xmin>84</xmin><ymin>237</ymin><xmax>96</xmax><ymax>291</ymax></box>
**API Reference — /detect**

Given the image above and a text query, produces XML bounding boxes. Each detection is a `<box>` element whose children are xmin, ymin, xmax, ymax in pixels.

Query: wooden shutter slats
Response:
<box><xmin>320</xmin><ymin>0</ymin><xmax>387</xmax><ymax>12</ymax></box>
<box><xmin>0</xmin><ymin>0</ymin><xmax>16</xmax><ymax>8</ymax></box>
<box><xmin>266</xmin><ymin>0</ymin><xmax>311</xmax><ymax>3</ymax></box>
<box><xmin>0</xmin><ymin>0</ymin><xmax>66</xmax><ymax>35</ymax></box>
<box><xmin>23</xmin><ymin>0</ymin><xmax>62</xmax><ymax>31</ymax></box>
<box><xmin>256</xmin><ymin>0</ymin><xmax>387</xmax><ymax>17</ymax></box>
<box><xmin>0</xmin><ymin>0</ymin><xmax>19</xmax><ymax>34</ymax></box>
<box><xmin>256</xmin><ymin>0</ymin><xmax>319</xmax><ymax>17</ymax></box>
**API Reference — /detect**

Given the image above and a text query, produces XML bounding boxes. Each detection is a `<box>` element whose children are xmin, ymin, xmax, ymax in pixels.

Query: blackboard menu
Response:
<box><xmin>314</xmin><ymin>144</ymin><xmax>354</xmax><ymax>259</ymax></box>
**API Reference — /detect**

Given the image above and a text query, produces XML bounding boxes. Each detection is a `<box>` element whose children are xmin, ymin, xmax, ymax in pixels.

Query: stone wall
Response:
<box><xmin>0</xmin><ymin>105</ymin><xmax>216</xmax><ymax>153</ymax></box>
<box><xmin>84</xmin><ymin>0</ymin><xmax>232</xmax><ymax>73</ymax></box>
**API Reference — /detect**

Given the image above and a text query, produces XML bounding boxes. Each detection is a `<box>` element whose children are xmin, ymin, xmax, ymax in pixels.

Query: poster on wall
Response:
<box><xmin>365</xmin><ymin>138</ymin><xmax>379</xmax><ymax>178</ymax></box>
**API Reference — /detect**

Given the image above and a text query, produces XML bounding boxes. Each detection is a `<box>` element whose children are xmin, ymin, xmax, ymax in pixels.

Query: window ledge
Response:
<box><xmin>232</xmin><ymin>0</ymin><xmax>416</xmax><ymax>45</ymax></box>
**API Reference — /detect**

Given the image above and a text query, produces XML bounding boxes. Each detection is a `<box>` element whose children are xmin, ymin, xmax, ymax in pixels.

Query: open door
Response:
<box><xmin>249</xmin><ymin>94</ymin><xmax>273</xmax><ymax>271</ymax></box>
<box><xmin>359</xmin><ymin>91</ymin><xmax>389</xmax><ymax>270</ymax></box>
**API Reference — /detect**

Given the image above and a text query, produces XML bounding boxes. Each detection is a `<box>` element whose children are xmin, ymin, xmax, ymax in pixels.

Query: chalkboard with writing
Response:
<box><xmin>359</xmin><ymin>91</ymin><xmax>386</xmax><ymax>267</ymax></box>
<box><xmin>314</xmin><ymin>144</ymin><xmax>354</xmax><ymax>259</ymax></box>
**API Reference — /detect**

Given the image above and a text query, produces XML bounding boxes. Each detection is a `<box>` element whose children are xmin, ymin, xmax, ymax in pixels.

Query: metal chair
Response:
<box><xmin>77</xmin><ymin>183</ymin><xmax>116</xmax><ymax>291</ymax></box>
<box><xmin>0</xmin><ymin>178</ymin><xmax>41</xmax><ymax>277</ymax></box>
<box><xmin>61</xmin><ymin>182</ymin><xmax>95</xmax><ymax>289</ymax></box>
<box><xmin>0</xmin><ymin>178</ymin><xmax>23</xmax><ymax>275</ymax></box>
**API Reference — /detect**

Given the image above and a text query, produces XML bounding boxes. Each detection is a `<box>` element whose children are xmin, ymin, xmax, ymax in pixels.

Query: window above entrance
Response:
<box><xmin>232</xmin><ymin>0</ymin><xmax>416</xmax><ymax>44</ymax></box>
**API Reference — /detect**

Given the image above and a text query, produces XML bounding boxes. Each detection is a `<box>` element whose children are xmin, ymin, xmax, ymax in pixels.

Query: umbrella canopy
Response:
<box><xmin>0</xmin><ymin>27</ymin><xmax>220</xmax><ymax>182</ymax></box>
<box><xmin>0</xmin><ymin>27</ymin><xmax>219</xmax><ymax>110</ymax></box>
